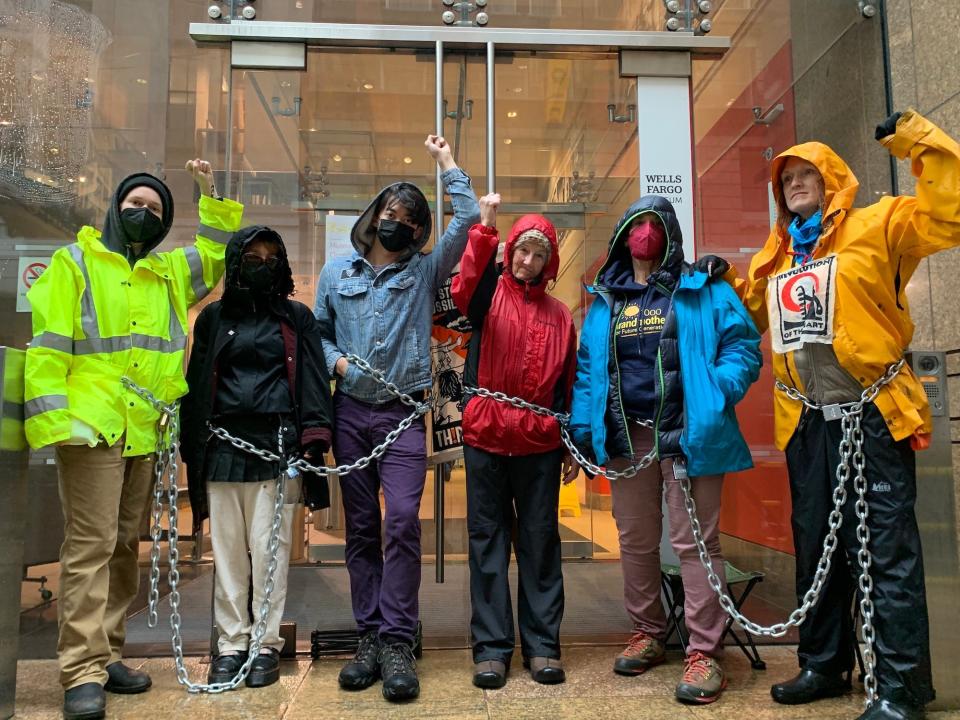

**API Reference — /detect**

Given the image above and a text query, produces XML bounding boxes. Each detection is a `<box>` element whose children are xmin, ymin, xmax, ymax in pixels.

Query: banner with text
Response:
<box><xmin>430</xmin><ymin>273</ymin><xmax>471</xmax><ymax>454</ymax></box>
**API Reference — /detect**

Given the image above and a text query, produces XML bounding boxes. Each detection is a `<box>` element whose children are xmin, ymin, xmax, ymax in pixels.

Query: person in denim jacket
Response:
<box><xmin>314</xmin><ymin>134</ymin><xmax>479</xmax><ymax>702</ymax></box>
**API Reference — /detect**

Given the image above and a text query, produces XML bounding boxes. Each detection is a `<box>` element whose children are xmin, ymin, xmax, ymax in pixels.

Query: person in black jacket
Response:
<box><xmin>181</xmin><ymin>225</ymin><xmax>333</xmax><ymax>688</ymax></box>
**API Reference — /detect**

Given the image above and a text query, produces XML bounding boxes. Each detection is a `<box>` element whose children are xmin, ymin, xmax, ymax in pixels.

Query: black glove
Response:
<box><xmin>689</xmin><ymin>255</ymin><xmax>730</xmax><ymax>280</ymax></box>
<box><xmin>875</xmin><ymin>111</ymin><xmax>902</xmax><ymax>141</ymax></box>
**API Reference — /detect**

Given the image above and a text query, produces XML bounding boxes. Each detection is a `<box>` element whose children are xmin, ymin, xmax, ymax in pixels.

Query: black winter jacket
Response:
<box><xmin>595</xmin><ymin>195</ymin><xmax>687</xmax><ymax>461</ymax></box>
<box><xmin>181</xmin><ymin>226</ymin><xmax>334</xmax><ymax>524</ymax></box>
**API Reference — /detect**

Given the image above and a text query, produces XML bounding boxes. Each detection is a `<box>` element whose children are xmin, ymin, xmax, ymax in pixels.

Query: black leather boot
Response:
<box><xmin>104</xmin><ymin>662</ymin><xmax>152</xmax><ymax>694</ymax></box>
<box><xmin>63</xmin><ymin>683</ymin><xmax>105</xmax><ymax>720</ymax></box>
<box><xmin>771</xmin><ymin>668</ymin><xmax>851</xmax><ymax>704</ymax></box>
<box><xmin>246</xmin><ymin>648</ymin><xmax>281</xmax><ymax>688</ymax></box>
<box><xmin>207</xmin><ymin>652</ymin><xmax>249</xmax><ymax>684</ymax></box>
<box><xmin>855</xmin><ymin>698</ymin><xmax>925</xmax><ymax>720</ymax></box>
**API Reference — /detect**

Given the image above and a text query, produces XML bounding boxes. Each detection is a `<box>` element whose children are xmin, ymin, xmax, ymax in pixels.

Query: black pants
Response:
<box><xmin>786</xmin><ymin>403</ymin><xmax>935</xmax><ymax>707</ymax></box>
<box><xmin>464</xmin><ymin>444</ymin><xmax>564</xmax><ymax>665</ymax></box>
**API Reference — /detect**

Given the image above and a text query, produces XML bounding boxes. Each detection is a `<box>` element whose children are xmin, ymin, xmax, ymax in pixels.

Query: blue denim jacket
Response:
<box><xmin>313</xmin><ymin>168</ymin><xmax>479</xmax><ymax>403</ymax></box>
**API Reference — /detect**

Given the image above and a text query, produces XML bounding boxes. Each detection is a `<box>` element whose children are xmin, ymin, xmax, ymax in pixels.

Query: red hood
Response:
<box><xmin>504</xmin><ymin>214</ymin><xmax>560</xmax><ymax>296</ymax></box>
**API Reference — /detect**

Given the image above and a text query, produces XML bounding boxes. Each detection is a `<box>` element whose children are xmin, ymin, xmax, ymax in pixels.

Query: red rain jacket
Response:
<box><xmin>451</xmin><ymin>214</ymin><xmax>577</xmax><ymax>456</ymax></box>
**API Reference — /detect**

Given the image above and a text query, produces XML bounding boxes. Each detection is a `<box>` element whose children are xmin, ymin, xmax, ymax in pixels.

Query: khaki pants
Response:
<box><xmin>207</xmin><ymin>476</ymin><xmax>300</xmax><ymax>653</ymax></box>
<box><xmin>55</xmin><ymin>443</ymin><xmax>155</xmax><ymax>689</ymax></box>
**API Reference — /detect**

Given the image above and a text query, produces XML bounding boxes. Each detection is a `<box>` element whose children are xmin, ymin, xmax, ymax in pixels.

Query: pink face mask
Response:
<box><xmin>626</xmin><ymin>222</ymin><xmax>666</xmax><ymax>261</ymax></box>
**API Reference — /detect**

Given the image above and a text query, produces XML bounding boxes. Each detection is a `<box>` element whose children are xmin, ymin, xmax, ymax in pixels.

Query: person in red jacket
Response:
<box><xmin>452</xmin><ymin>193</ymin><xmax>579</xmax><ymax>690</ymax></box>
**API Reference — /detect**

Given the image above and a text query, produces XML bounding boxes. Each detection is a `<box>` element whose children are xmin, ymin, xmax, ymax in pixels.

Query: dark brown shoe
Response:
<box><xmin>524</xmin><ymin>656</ymin><xmax>565</xmax><ymax>685</ymax></box>
<box><xmin>473</xmin><ymin>660</ymin><xmax>507</xmax><ymax>689</ymax></box>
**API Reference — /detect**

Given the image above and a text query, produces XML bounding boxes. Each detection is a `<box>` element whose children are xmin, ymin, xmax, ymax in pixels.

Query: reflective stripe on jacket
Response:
<box><xmin>729</xmin><ymin>110</ymin><xmax>960</xmax><ymax>450</ymax></box>
<box><xmin>24</xmin><ymin>195</ymin><xmax>244</xmax><ymax>455</ymax></box>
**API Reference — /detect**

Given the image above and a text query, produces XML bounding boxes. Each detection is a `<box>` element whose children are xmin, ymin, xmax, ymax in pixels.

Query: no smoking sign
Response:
<box><xmin>17</xmin><ymin>256</ymin><xmax>50</xmax><ymax>312</ymax></box>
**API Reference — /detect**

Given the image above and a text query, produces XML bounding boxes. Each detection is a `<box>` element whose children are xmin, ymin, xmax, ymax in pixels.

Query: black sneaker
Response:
<box><xmin>338</xmin><ymin>631</ymin><xmax>382</xmax><ymax>690</ymax></box>
<box><xmin>379</xmin><ymin>642</ymin><xmax>420</xmax><ymax>702</ymax></box>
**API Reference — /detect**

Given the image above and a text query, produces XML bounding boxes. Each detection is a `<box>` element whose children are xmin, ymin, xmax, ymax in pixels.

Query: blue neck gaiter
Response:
<box><xmin>787</xmin><ymin>210</ymin><xmax>823</xmax><ymax>265</ymax></box>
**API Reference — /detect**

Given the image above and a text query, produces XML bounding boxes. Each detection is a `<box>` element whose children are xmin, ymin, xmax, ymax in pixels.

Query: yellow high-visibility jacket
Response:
<box><xmin>24</xmin><ymin>195</ymin><xmax>244</xmax><ymax>455</ymax></box>
<box><xmin>728</xmin><ymin>110</ymin><xmax>960</xmax><ymax>450</ymax></box>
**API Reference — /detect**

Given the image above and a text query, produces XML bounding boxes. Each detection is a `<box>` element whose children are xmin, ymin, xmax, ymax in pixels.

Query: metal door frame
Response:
<box><xmin>192</xmin><ymin>20</ymin><xmax>729</xmax><ymax>580</ymax></box>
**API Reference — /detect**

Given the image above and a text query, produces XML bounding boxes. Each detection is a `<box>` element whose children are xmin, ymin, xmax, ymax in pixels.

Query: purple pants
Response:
<box><xmin>333</xmin><ymin>392</ymin><xmax>427</xmax><ymax>644</ymax></box>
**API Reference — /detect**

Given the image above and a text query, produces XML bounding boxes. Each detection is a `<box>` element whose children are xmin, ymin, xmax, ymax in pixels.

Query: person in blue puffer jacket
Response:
<box><xmin>569</xmin><ymin>195</ymin><xmax>761</xmax><ymax>705</ymax></box>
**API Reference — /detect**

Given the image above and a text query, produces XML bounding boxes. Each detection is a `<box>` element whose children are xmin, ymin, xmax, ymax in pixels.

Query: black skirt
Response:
<box><xmin>203</xmin><ymin>413</ymin><xmax>298</xmax><ymax>484</ymax></box>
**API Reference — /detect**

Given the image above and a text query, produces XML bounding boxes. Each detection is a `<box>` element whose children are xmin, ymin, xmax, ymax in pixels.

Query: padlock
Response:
<box><xmin>822</xmin><ymin>404</ymin><xmax>844</xmax><ymax>422</ymax></box>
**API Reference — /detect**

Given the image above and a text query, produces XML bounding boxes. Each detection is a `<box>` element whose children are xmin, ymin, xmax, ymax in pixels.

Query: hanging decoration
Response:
<box><xmin>0</xmin><ymin>0</ymin><xmax>109</xmax><ymax>204</ymax></box>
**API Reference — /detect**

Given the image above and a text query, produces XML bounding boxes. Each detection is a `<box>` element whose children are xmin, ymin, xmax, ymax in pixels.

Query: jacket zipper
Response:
<box><xmin>653</xmin><ymin>291</ymin><xmax>675</xmax><ymax>459</ymax></box>
<box><xmin>508</xmin><ymin>283</ymin><xmax>532</xmax><ymax>456</ymax></box>
<box><xmin>611</xmin><ymin>295</ymin><xmax>635</xmax><ymax>458</ymax></box>
<box><xmin>654</xmin><ymin>348</ymin><xmax>666</xmax><ymax>458</ymax></box>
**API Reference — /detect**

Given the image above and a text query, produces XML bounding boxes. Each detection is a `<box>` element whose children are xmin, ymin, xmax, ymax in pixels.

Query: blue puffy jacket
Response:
<box><xmin>570</xmin><ymin>251</ymin><xmax>761</xmax><ymax>478</ymax></box>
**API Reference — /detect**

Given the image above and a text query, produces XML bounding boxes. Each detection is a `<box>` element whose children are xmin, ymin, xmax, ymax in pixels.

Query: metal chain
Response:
<box><xmin>121</xmin><ymin>380</ymin><xmax>288</xmax><ymax>693</ymax></box>
<box><xmin>852</xmin><ymin>416</ymin><xmax>879</xmax><ymax>705</ymax></box>
<box><xmin>344</xmin><ymin>353</ymin><xmax>432</xmax><ymax>411</ymax></box>
<box><xmin>207</xmin><ymin>404</ymin><xmax>425</xmax><ymax>478</ymax></box>
<box><xmin>464</xmin><ymin>385</ymin><xmax>569</xmax><ymax>422</ymax></box>
<box><xmin>205</xmin><ymin>354</ymin><xmax>430</xmax><ymax>477</ymax></box>
<box><xmin>466</xmin><ymin>385</ymin><xmax>657</xmax><ymax>480</ymax></box>
<box><xmin>560</xmin><ymin>425</ymin><xmax>657</xmax><ymax>480</ymax></box>
<box><xmin>678</xmin><ymin>360</ymin><xmax>903</xmax><ymax>709</ymax></box>
<box><xmin>119</xmin><ymin>354</ymin><xmax>428</xmax><ymax>692</ymax></box>
<box><xmin>121</xmin><ymin>377</ymin><xmax>172</xmax><ymax>632</ymax></box>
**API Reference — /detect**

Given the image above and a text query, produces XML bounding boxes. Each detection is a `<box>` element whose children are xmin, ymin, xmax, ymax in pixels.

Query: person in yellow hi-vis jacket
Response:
<box><xmin>694</xmin><ymin>110</ymin><xmax>960</xmax><ymax>720</ymax></box>
<box><xmin>24</xmin><ymin>160</ymin><xmax>243</xmax><ymax>720</ymax></box>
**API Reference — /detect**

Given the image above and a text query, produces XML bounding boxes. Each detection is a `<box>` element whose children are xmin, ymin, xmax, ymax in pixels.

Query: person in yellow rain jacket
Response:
<box><xmin>695</xmin><ymin>110</ymin><xmax>959</xmax><ymax>720</ymax></box>
<box><xmin>24</xmin><ymin>160</ymin><xmax>243</xmax><ymax>720</ymax></box>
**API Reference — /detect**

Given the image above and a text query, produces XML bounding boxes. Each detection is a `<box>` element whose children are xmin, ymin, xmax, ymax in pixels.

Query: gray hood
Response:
<box><xmin>351</xmin><ymin>182</ymin><xmax>433</xmax><ymax>261</ymax></box>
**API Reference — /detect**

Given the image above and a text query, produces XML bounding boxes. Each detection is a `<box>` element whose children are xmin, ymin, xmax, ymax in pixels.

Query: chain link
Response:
<box><xmin>120</xmin><ymin>354</ymin><xmax>429</xmax><ymax>693</ymax></box>
<box><xmin>466</xmin><ymin>386</ymin><xmax>658</xmax><ymax>480</ymax></box>
<box><xmin>122</xmin><ymin>379</ymin><xmax>289</xmax><ymax>693</ymax></box>
<box><xmin>678</xmin><ymin>360</ymin><xmax>902</xmax><ymax>710</ymax></box>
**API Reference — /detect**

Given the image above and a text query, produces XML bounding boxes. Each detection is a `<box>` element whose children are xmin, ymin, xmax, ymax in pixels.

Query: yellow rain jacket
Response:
<box><xmin>729</xmin><ymin>110</ymin><xmax>960</xmax><ymax>450</ymax></box>
<box><xmin>24</xmin><ymin>195</ymin><xmax>244</xmax><ymax>455</ymax></box>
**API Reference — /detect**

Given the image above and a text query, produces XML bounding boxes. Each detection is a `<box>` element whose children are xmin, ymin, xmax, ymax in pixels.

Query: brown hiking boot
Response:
<box><xmin>675</xmin><ymin>651</ymin><xmax>726</xmax><ymax>704</ymax></box>
<box><xmin>613</xmin><ymin>631</ymin><xmax>666</xmax><ymax>676</ymax></box>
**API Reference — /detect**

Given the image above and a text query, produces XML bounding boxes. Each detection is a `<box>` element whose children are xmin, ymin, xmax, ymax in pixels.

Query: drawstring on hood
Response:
<box><xmin>101</xmin><ymin>173</ymin><xmax>175</xmax><ymax>265</ymax></box>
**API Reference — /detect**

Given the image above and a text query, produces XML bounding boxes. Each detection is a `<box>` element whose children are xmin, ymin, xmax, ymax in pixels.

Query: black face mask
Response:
<box><xmin>119</xmin><ymin>207</ymin><xmax>165</xmax><ymax>246</ymax></box>
<box><xmin>377</xmin><ymin>219</ymin><xmax>416</xmax><ymax>253</ymax></box>
<box><xmin>240</xmin><ymin>263</ymin><xmax>276</xmax><ymax>294</ymax></box>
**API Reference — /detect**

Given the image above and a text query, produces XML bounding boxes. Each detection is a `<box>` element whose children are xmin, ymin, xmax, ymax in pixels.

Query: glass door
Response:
<box><xmin>220</xmin><ymin>42</ymin><xmax>642</xmax><ymax>563</ymax></box>
<box><xmin>491</xmin><ymin>51</ymin><xmax>640</xmax><ymax>561</ymax></box>
<box><xmin>214</xmin><ymin>33</ymin><xmax>657</xmax><ymax>647</ymax></box>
